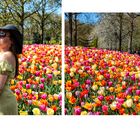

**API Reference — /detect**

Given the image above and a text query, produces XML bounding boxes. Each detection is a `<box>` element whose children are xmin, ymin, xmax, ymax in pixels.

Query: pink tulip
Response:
<box><xmin>58</xmin><ymin>94</ymin><xmax>62</xmax><ymax>100</ymax></box>
<box><xmin>116</xmin><ymin>102</ymin><xmax>121</xmax><ymax>109</ymax></box>
<box><xmin>39</xmin><ymin>104</ymin><xmax>46</xmax><ymax>111</ymax></box>
<box><xmin>131</xmin><ymin>74</ymin><xmax>135</xmax><ymax>81</ymax></box>
<box><xmin>26</xmin><ymin>84</ymin><xmax>31</xmax><ymax>89</ymax></box>
<box><xmin>40</xmin><ymin>78</ymin><xmax>45</xmax><ymax>83</ymax></box>
<box><xmin>105</xmin><ymin>73</ymin><xmax>110</xmax><ymax>79</ymax></box>
<box><xmin>85</xmin><ymin>79</ymin><xmax>91</xmax><ymax>84</ymax></box>
<box><xmin>15</xmin><ymin>89</ymin><xmax>20</xmax><ymax>95</ymax></box>
<box><xmin>47</xmin><ymin>74</ymin><xmax>53</xmax><ymax>79</ymax></box>
<box><xmin>41</xmin><ymin>94</ymin><xmax>47</xmax><ymax>99</ymax></box>
<box><xmin>19</xmin><ymin>81</ymin><xmax>23</xmax><ymax>86</ymax></box>
<box><xmin>39</xmin><ymin>84</ymin><xmax>44</xmax><ymax>89</ymax></box>
<box><xmin>125</xmin><ymin>72</ymin><xmax>129</xmax><ymax>77</ymax></box>
<box><xmin>136</xmin><ymin>90</ymin><xmax>140</xmax><ymax>95</ymax></box>
<box><xmin>108</xmin><ymin>81</ymin><xmax>113</xmax><ymax>87</ymax></box>
<box><xmin>23</xmin><ymin>93</ymin><xmax>28</xmax><ymax>98</ymax></box>
<box><xmin>94</xmin><ymin>112</ymin><xmax>101</xmax><ymax>115</ymax></box>
<box><xmin>102</xmin><ymin>105</ymin><xmax>108</xmax><ymax>112</ymax></box>
<box><xmin>35</xmin><ymin>71</ymin><xmax>40</xmax><ymax>76</ymax></box>
<box><xmin>73</xmin><ymin>82</ymin><xmax>80</xmax><ymax>87</ymax></box>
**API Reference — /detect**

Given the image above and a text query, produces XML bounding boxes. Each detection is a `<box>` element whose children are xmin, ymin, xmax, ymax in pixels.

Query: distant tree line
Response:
<box><xmin>0</xmin><ymin>0</ymin><xmax>61</xmax><ymax>44</ymax></box>
<box><xmin>65</xmin><ymin>13</ymin><xmax>140</xmax><ymax>54</ymax></box>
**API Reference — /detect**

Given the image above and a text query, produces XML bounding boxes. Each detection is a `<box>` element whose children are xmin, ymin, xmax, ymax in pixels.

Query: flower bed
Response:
<box><xmin>10</xmin><ymin>44</ymin><xmax>62</xmax><ymax>115</ymax></box>
<box><xmin>65</xmin><ymin>46</ymin><xmax>140</xmax><ymax>115</ymax></box>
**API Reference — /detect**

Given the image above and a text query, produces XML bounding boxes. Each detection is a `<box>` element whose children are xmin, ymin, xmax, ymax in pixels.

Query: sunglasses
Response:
<box><xmin>0</xmin><ymin>31</ymin><xmax>10</xmax><ymax>38</ymax></box>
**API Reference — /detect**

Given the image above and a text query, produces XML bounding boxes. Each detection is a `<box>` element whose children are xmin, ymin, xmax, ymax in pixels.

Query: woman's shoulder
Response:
<box><xmin>0</xmin><ymin>51</ymin><xmax>15</xmax><ymax>68</ymax></box>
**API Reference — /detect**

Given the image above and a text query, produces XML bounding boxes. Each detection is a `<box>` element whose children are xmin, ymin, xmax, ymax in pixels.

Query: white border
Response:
<box><xmin>62</xmin><ymin>3</ymin><xmax>65</xmax><ymax>115</ymax></box>
<box><xmin>63</xmin><ymin>0</ymin><xmax>140</xmax><ymax>12</ymax></box>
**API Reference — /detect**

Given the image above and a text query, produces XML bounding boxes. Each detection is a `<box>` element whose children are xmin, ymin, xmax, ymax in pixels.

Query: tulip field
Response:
<box><xmin>10</xmin><ymin>44</ymin><xmax>62</xmax><ymax>115</ymax></box>
<box><xmin>65</xmin><ymin>46</ymin><xmax>140</xmax><ymax>115</ymax></box>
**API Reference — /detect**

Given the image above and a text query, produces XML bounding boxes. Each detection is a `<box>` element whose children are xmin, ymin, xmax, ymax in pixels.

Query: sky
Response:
<box><xmin>65</xmin><ymin>13</ymin><xmax>101</xmax><ymax>25</ymax></box>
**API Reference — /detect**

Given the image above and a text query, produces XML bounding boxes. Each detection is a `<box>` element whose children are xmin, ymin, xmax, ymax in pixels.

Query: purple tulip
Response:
<box><xmin>98</xmin><ymin>95</ymin><xmax>104</xmax><ymax>101</ymax></box>
<box><xmin>75</xmin><ymin>91</ymin><xmax>80</xmax><ymax>96</ymax></box>
<box><xmin>84</xmin><ymin>94</ymin><xmax>88</xmax><ymax>99</ymax></box>
<box><xmin>88</xmin><ymin>112</ymin><xmax>93</xmax><ymax>115</ymax></box>
<box><xmin>126</xmin><ymin>87</ymin><xmax>132</xmax><ymax>94</ymax></box>
<box><xmin>85</xmin><ymin>84</ymin><xmax>90</xmax><ymax>90</ymax></box>
<box><xmin>81</xmin><ymin>102</ymin><xmax>84</xmax><ymax>106</ymax></box>
<box><xmin>28</xmin><ymin>100</ymin><xmax>32</xmax><ymax>105</ymax></box>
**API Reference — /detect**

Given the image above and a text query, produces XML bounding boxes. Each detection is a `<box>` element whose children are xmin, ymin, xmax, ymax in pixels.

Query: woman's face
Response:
<box><xmin>0</xmin><ymin>30</ymin><xmax>12</xmax><ymax>50</ymax></box>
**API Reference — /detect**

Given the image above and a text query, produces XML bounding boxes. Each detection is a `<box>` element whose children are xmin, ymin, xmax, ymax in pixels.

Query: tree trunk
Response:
<box><xmin>74</xmin><ymin>13</ymin><xmax>77</xmax><ymax>46</ymax></box>
<box><xmin>21</xmin><ymin>1</ymin><xmax>24</xmax><ymax>42</ymax></box>
<box><xmin>118</xmin><ymin>14</ymin><xmax>123</xmax><ymax>51</ymax></box>
<box><xmin>69</xmin><ymin>13</ymin><xmax>73</xmax><ymax>46</ymax></box>
<box><xmin>128</xmin><ymin>19</ymin><xmax>134</xmax><ymax>53</ymax></box>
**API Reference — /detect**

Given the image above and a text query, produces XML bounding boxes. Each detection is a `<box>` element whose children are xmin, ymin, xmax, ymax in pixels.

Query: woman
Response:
<box><xmin>0</xmin><ymin>24</ymin><xmax>23</xmax><ymax>115</ymax></box>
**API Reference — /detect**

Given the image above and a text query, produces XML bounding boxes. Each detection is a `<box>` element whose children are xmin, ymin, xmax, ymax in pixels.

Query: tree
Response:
<box><xmin>127</xmin><ymin>13</ymin><xmax>140</xmax><ymax>53</ymax></box>
<box><xmin>30</xmin><ymin>0</ymin><xmax>61</xmax><ymax>43</ymax></box>
<box><xmin>1</xmin><ymin>0</ymin><xmax>42</xmax><ymax>40</ymax></box>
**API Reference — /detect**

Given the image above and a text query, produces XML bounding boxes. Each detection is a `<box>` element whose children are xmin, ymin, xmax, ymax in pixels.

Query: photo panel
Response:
<box><xmin>65</xmin><ymin>12</ymin><xmax>140</xmax><ymax>115</ymax></box>
<box><xmin>0</xmin><ymin>0</ymin><xmax>62</xmax><ymax>115</ymax></box>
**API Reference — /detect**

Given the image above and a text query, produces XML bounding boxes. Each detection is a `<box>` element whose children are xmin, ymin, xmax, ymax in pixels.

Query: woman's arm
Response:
<box><xmin>0</xmin><ymin>75</ymin><xmax>8</xmax><ymax>95</ymax></box>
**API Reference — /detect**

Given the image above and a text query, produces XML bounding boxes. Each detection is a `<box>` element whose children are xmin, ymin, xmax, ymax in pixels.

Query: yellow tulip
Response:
<box><xmin>91</xmin><ymin>85</ymin><xmax>98</xmax><ymax>91</ymax></box>
<box><xmin>27</xmin><ymin>89</ymin><xmax>32</xmax><ymax>94</ymax></box>
<box><xmin>110</xmin><ymin>101</ymin><xmax>117</xmax><ymax>110</ymax></box>
<box><xmin>78</xmin><ymin>69</ymin><xmax>83</xmax><ymax>74</ymax></box>
<box><xmin>47</xmin><ymin>108</ymin><xmax>54</xmax><ymax>115</ymax></box>
<box><xmin>53</xmin><ymin>80</ymin><xmax>58</xmax><ymax>85</ymax></box>
<box><xmin>70</xmin><ymin>67</ymin><xmax>76</xmax><ymax>72</ymax></box>
<box><xmin>81</xmin><ymin>111</ymin><xmax>88</xmax><ymax>115</ymax></box>
<box><xmin>125</xmin><ymin>99</ymin><xmax>133</xmax><ymax>108</ymax></box>
<box><xmin>66</xmin><ymin>92</ymin><xmax>72</xmax><ymax>99</ymax></box>
<box><xmin>10</xmin><ymin>79</ymin><xmax>15</xmax><ymax>85</ymax></box>
<box><xmin>70</xmin><ymin>72</ymin><xmax>74</xmax><ymax>77</ymax></box>
<box><xmin>19</xmin><ymin>110</ymin><xmax>28</xmax><ymax>115</ymax></box>
<box><xmin>54</xmin><ymin>94</ymin><xmax>59</xmax><ymax>100</ymax></box>
<box><xmin>98</xmin><ymin>75</ymin><xmax>104</xmax><ymax>80</ymax></box>
<box><xmin>32</xmin><ymin>108</ymin><xmax>41</xmax><ymax>115</ymax></box>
